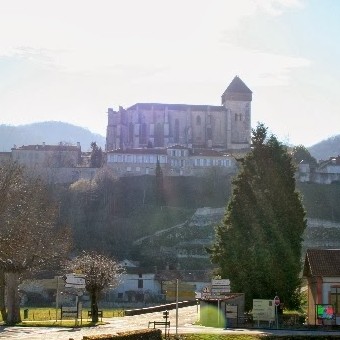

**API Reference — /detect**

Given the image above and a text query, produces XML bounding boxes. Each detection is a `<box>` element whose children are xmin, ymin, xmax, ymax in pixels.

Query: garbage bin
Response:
<box><xmin>24</xmin><ymin>308</ymin><xmax>29</xmax><ymax>319</ymax></box>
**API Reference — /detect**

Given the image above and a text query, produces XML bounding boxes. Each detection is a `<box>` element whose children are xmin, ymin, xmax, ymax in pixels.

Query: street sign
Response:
<box><xmin>211</xmin><ymin>286</ymin><xmax>230</xmax><ymax>294</ymax></box>
<box><xmin>274</xmin><ymin>295</ymin><xmax>280</xmax><ymax>306</ymax></box>
<box><xmin>211</xmin><ymin>279</ymin><xmax>230</xmax><ymax>286</ymax></box>
<box><xmin>63</xmin><ymin>274</ymin><xmax>86</xmax><ymax>289</ymax></box>
<box><xmin>201</xmin><ymin>292</ymin><xmax>213</xmax><ymax>300</ymax></box>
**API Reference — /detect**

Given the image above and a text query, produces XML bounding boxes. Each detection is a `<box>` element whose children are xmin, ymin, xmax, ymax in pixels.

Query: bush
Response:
<box><xmin>83</xmin><ymin>328</ymin><xmax>162</xmax><ymax>340</ymax></box>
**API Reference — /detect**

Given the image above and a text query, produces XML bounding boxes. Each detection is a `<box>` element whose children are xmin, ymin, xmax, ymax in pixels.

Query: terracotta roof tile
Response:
<box><xmin>304</xmin><ymin>248</ymin><xmax>340</xmax><ymax>277</ymax></box>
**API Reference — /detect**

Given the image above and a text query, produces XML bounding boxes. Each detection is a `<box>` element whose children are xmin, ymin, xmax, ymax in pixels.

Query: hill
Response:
<box><xmin>0</xmin><ymin>121</ymin><xmax>105</xmax><ymax>152</ymax></box>
<box><xmin>308</xmin><ymin>135</ymin><xmax>340</xmax><ymax>161</ymax></box>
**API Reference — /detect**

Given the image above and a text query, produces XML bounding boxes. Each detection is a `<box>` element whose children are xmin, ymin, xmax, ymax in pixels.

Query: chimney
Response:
<box><xmin>77</xmin><ymin>142</ymin><xmax>80</xmax><ymax>148</ymax></box>
<box><xmin>42</xmin><ymin>142</ymin><xmax>45</xmax><ymax>147</ymax></box>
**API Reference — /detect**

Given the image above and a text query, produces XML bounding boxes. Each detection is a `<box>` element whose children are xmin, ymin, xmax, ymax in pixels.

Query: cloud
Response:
<box><xmin>254</xmin><ymin>0</ymin><xmax>304</xmax><ymax>16</ymax></box>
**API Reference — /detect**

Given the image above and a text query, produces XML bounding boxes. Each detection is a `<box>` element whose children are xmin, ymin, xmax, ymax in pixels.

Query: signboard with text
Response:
<box><xmin>211</xmin><ymin>279</ymin><xmax>230</xmax><ymax>286</ymax></box>
<box><xmin>252</xmin><ymin>299</ymin><xmax>275</xmax><ymax>322</ymax></box>
<box><xmin>211</xmin><ymin>279</ymin><xmax>230</xmax><ymax>296</ymax></box>
<box><xmin>63</xmin><ymin>273</ymin><xmax>86</xmax><ymax>289</ymax></box>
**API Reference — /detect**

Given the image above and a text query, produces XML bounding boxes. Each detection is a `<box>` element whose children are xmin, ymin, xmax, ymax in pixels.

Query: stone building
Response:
<box><xmin>106</xmin><ymin>76</ymin><xmax>252</xmax><ymax>152</ymax></box>
<box><xmin>106</xmin><ymin>145</ymin><xmax>236</xmax><ymax>177</ymax></box>
<box><xmin>11</xmin><ymin>142</ymin><xmax>81</xmax><ymax>168</ymax></box>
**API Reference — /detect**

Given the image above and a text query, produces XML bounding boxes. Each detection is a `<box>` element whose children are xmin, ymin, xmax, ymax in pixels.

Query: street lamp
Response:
<box><xmin>175</xmin><ymin>278</ymin><xmax>179</xmax><ymax>338</ymax></box>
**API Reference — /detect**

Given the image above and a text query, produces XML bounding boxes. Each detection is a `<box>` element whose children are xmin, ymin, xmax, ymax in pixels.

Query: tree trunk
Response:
<box><xmin>0</xmin><ymin>270</ymin><xmax>7</xmax><ymax>322</ymax></box>
<box><xmin>6</xmin><ymin>272</ymin><xmax>21</xmax><ymax>324</ymax></box>
<box><xmin>90</xmin><ymin>290</ymin><xmax>99</xmax><ymax>323</ymax></box>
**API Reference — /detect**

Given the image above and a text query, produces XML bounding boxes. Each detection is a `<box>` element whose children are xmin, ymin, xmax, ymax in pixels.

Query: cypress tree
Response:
<box><xmin>209</xmin><ymin>123</ymin><xmax>307</xmax><ymax>310</ymax></box>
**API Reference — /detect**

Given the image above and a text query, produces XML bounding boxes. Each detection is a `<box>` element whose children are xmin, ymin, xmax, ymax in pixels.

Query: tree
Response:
<box><xmin>209</xmin><ymin>123</ymin><xmax>307</xmax><ymax>311</ymax></box>
<box><xmin>155</xmin><ymin>158</ymin><xmax>165</xmax><ymax>205</ymax></box>
<box><xmin>90</xmin><ymin>142</ymin><xmax>103</xmax><ymax>168</ymax></box>
<box><xmin>66</xmin><ymin>251</ymin><xmax>124</xmax><ymax>323</ymax></box>
<box><xmin>0</xmin><ymin>161</ymin><xmax>23</xmax><ymax>321</ymax></box>
<box><xmin>291</xmin><ymin>144</ymin><xmax>318</xmax><ymax>171</ymax></box>
<box><xmin>0</xmin><ymin>161</ymin><xmax>71</xmax><ymax>324</ymax></box>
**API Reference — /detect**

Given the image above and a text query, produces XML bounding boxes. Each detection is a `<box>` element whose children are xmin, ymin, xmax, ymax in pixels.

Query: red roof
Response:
<box><xmin>303</xmin><ymin>248</ymin><xmax>340</xmax><ymax>277</ymax></box>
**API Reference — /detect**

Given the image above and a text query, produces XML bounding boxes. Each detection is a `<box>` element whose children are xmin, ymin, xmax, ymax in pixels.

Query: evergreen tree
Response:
<box><xmin>90</xmin><ymin>142</ymin><xmax>103</xmax><ymax>168</ymax></box>
<box><xmin>155</xmin><ymin>158</ymin><xmax>165</xmax><ymax>205</ymax></box>
<box><xmin>291</xmin><ymin>144</ymin><xmax>318</xmax><ymax>171</ymax></box>
<box><xmin>209</xmin><ymin>123</ymin><xmax>307</xmax><ymax>311</ymax></box>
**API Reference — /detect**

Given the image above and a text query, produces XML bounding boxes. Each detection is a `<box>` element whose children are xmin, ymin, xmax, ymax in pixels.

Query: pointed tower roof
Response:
<box><xmin>222</xmin><ymin>76</ymin><xmax>252</xmax><ymax>103</ymax></box>
<box><xmin>225</xmin><ymin>76</ymin><xmax>252</xmax><ymax>94</ymax></box>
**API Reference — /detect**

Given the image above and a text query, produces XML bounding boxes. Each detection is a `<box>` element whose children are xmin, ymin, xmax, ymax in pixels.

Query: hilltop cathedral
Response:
<box><xmin>106</xmin><ymin>76</ymin><xmax>252</xmax><ymax>152</ymax></box>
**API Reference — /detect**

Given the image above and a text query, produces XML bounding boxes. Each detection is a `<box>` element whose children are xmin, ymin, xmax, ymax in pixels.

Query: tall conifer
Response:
<box><xmin>209</xmin><ymin>123</ymin><xmax>306</xmax><ymax>310</ymax></box>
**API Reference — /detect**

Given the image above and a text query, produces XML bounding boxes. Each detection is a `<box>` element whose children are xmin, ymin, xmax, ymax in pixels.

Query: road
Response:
<box><xmin>1</xmin><ymin>306</ymin><xmax>340</xmax><ymax>339</ymax></box>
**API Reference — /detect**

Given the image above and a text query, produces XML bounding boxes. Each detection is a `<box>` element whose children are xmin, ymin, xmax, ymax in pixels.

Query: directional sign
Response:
<box><xmin>211</xmin><ymin>286</ymin><xmax>230</xmax><ymax>294</ymax></box>
<box><xmin>63</xmin><ymin>274</ymin><xmax>86</xmax><ymax>289</ymax></box>
<box><xmin>211</xmin><ymin>279</ymin><xmax>230</xmax><ymax>297</ymax></box>
<box><xmin>211</xmin><ymin>279</ymin><xmax>230</xmax><ymax>286</ymax></box>
<box><xmin>201</xmin><ymin>292</ymin><xmax>213</xmax><ymax>300</ymax></box>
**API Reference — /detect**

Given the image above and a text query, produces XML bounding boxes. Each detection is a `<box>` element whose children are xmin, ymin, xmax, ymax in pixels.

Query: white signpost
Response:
<box><xmin>211</xmin><ymin>279</ymin><xmax>230</xmax><ymax>286</ymax></box>
<box><xmin>63</xmin><ymin>273</ymin><xmax>86</xmax><ymax>289</ymax></box>
<box><xmin>211</xmin><ymin>279</ymin><xmax>230</xmax><ymax>296</ymax></box>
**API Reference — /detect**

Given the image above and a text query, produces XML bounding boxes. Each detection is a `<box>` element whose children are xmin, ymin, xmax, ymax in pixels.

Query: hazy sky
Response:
<box><xmin>1</xmin><ymin>0</ymin><xmax>339</xmax><ymax>147</ymax></box>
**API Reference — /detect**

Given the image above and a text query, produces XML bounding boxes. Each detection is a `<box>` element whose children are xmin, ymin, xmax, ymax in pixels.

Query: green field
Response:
<box><xmin>0</xmin><ymin>307</ymin><xmax>124</xmax><ymax>325</ymax></box>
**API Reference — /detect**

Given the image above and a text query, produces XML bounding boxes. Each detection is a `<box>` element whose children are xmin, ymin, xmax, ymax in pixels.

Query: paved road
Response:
<box><xmin>1</xmin><ymin>306</ymin><xmax>340</xmax><ymax>339</ymax></box>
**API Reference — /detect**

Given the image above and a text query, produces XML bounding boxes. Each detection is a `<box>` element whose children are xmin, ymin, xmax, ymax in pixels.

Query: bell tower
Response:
<box><xmin>221</xmin><ymin>76</ymin><xmax>252</xmax><ymax>151</ymax></box>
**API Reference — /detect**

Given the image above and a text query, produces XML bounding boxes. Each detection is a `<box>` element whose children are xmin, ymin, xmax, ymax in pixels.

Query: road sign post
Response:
<box><xmin>274</xmin><ymin>295</ymin><xmax>280</xmax><ymax>329</ymax></box>
<box><xmin>63</xmin><ymin>273</ymin><xmax>86</xmax><ymax>289</ymax></box>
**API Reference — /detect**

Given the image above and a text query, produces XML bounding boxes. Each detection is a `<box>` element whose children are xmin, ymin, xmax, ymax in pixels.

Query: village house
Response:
<box><xmin>303</xmin><ymin>248</ymin><xmax>340</xmax><ymax>325</ymax></box>
<box><xmin>106</xmin><ymin>145</ymin><xmax>236</xmax><ymax>177</ymax></box>
<box><xmin>109</xmin><ymin>260</ymin><xmax>211</xmax><ymax>305</ymax></box>
<box><xmin>11</xmin><ymin>142</ymin><xmax>82</xmax><ymax>168</ymax></box>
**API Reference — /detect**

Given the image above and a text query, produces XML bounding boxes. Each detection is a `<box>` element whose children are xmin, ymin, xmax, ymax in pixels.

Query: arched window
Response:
<box><xmin>196</xmin><ymin>116</ymin><xmax>201</xmax><ymax>125</ymax></box>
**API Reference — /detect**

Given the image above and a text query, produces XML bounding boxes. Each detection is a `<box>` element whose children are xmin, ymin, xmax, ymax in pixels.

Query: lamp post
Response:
<box><xmin>175</xmin><ymin>278</ymin><xmax>179</xmax><ymax>338</ymax></box>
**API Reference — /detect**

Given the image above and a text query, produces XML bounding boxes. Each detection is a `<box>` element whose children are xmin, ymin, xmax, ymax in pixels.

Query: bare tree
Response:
<box><xmin>0</xmin><ymin>161</ymin><xmax>23</xmax><ymax>321</ymax></box>
<box><xmin>0</xmin><ymin>161</ymin><xmax>71</xmax><ymax>324</ymax></box>
<box><xmin>66</xmin><ymin>252</ymin><xmax>124</xmax><ymax>323</ymax></box>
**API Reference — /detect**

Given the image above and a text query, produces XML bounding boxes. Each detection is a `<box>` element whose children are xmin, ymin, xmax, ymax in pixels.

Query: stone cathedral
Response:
<box><xmin>106</xmin><ymin>76</ymin><xmax>252</xmax><ymax>152</ymax></box>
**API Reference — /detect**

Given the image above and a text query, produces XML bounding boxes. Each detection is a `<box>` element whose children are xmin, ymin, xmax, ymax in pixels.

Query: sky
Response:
<box><xmin>0</xmin><ymin>0</ymin><xmax>339</xmax><ymax>147</ymax></box>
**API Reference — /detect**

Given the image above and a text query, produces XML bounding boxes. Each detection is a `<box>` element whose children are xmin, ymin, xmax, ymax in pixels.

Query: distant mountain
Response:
<box><xmin>308</xmin><ymin>135</ymin><xmax>340</xmax><ymax>161</ymax></box>
<box><xmin>0</xmin><ymin>121</ymin><xmax>105</xmax><ymax>152</ymax></box>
